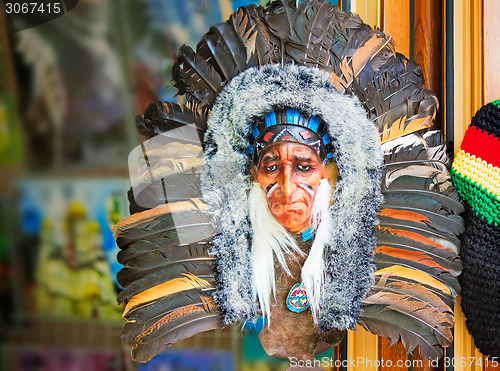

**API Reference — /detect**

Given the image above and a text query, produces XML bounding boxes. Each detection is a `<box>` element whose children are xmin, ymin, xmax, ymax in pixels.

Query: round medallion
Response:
<box><xmin>286</xmin><ymin>283</ymin><xmax>310</xmax><ymax>313</ymax></box>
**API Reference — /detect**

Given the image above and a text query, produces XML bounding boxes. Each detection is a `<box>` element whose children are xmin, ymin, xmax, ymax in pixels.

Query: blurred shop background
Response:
<box><xmin>1</xmin><ymin>0</ymin><xmax>499</xmax><ymax>370</ymax></box>
<box><xmin>0</xmin><ymin>0</ymin><xmax>297</xmax><ymax>370</ymax></box>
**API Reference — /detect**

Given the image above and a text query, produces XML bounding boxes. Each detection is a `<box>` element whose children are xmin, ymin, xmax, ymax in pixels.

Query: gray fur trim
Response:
<box><xmin>201</xmin><ymin>64</ymin><xmax>383</xmax><ymax>330</ymax></box>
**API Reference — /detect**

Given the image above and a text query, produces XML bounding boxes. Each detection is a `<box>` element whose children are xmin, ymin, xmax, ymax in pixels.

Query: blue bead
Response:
<box><xmin>287</xmin><ymin>109</ymin><xmax>300</xmax><ymax>126</ymax></box>
<box><xmin>301</xmin><ymin>227</ymin><xmax>313</xmax><ymax>241</ymax></box>
<box><xmin>265</xmin><ymin>112</ymin><xmax>277</xmax><ymax>127</ymax></box>
<box><xmin>251</xmin><ymin>125</ymin><xmax>259</xmax><ymax>138</ymax></box>
<box><xmin>308</xmin><ymin>116</ymin><xmax>320</xmax><ymax>132</ymax></box>
<box><xmin>322</xmin><ymin>133</ymin><xmax>331</xmax><ymax>144</ymax></box>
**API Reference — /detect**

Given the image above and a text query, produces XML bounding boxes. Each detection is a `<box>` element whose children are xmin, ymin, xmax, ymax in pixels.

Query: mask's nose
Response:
<box><xmin>280</xmin><ymin>164</ymin><xmax>296</xmax><ymax>198</ymax></box>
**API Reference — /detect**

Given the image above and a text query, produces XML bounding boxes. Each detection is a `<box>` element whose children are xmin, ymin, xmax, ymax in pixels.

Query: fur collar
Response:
<box><xmin>201</xmin><ymin>64</ymin><xmax>383</xmax><ymax>331</ymax></box>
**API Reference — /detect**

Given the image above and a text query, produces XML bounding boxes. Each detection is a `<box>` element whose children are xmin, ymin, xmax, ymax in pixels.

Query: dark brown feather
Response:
<box><xmin>136</xmin><ymin>101</ymin><xmax>207</xmax><ymax>141</ymax></box>
<box><xmin>358</xmin><ymin>304</ymin><xmax>448</xmax><ymax>360</ymax></box>
<box><xmin>129</xmin><ymin>299</ymin><xmax>220</xmax><ymax>363</ymax></box>
<box><xmin>172</xmin><ymin>45</ymin><xmax>223</xmax><ymax>108</ymax></box>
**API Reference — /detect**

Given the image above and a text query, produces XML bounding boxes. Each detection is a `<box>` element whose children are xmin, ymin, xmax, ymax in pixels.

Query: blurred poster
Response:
<box><xmin>137</xmin><ymin>349</ymin><xmax>233</xmax><ymax>371</ymax></box>
<box><xmin>0</xmin><ymin>92</ymin><xmax>23</xmax><ymax>166</ymax></box>
<box><xmin>231</xmin><ymin>0</ymin><xmax>268</xmax><ymax>9</ymax></box>
<box><xmin>230</xmin><ymin>0</ymin><xmax>337</xmax><ymax>9</ymax></box>
<box><xmin>14</xmin><ymin>1</ymin><xmax>132</xmax><ymax>169</ymax></box>
<box><xmin>11</xmin><ymin>347</ymin><xmax>128</xmax><ymax>371</ymax></box>
<box><xmin>122</xmin><ymin>0</ymin><xmax>223</xmax><ymax>111</ymax></box>
<box><xmin>0</xmin><ymin>198</ymin><xmax>15</xmax><ymax>328</ymax></box>
<box><xmin>18</xmin><ymin>178</ymin><xmax>129</xmax><ymax>320</ymax></box>
<box><xmin>0</xmin><ymin>11</ymin><xmax>23</xmax><ymax>166</ymax></box>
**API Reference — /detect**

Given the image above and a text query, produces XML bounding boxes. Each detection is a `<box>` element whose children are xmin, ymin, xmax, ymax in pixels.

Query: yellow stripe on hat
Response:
<box><xmin>452</xmin><ymin>150</ymin><xmax>500</xmax><ymax>198</ymax></box>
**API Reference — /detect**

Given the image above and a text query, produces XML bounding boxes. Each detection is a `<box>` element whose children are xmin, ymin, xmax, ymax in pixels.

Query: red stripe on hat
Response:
<box><xmin>461</xmin><ymin>125</ymin><xmax>500</xmax><ymax>168</ymax></box>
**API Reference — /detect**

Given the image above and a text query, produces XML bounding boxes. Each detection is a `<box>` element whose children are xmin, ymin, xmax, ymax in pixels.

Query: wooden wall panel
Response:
<box><xmin>452</xmin><ymin>0</ymin><xmax>483</xmax><ymax>154</ymax></box>
<box><xmin>347</xmin><ymin>326</ymin><xmax>378</xmax><ymax>371</ymax></box>
<box><xmin>350</xmin><ymin>0</ymin><xmax>381</xmax><ymax>29</ymax></box>
<box><xmin>485</xmin><ymin>359</ymin><xmax>500</xmax><ymax>371</ymax></box>
<box><xmin>484</xmin><ymin>0</ymin><xmax>500</xmax><ymax>103</ymax></box>
<box><xmin>382</xmin><ymin>0</ymin><xmax>410</xmax><ymax>58</ymax></box>
<box><xmin>343</xmin><ymin>3</ymin><xmax>382</xmax><ymax>368</ymax></box>
<box><xmin>413</xmin><ymin>0</ymin><xmax>445</xmax><ymax>130</ymax></box>
<box><xmin>379</xmin><ymin>338</ymin><xmax>407</xmax><ymax>371</ymax></box>
<box><xmin>413</xmin><ymin>352</ymin><xmax>442</xmax><ymax>371</ymax></box>
<box><xmin>454</xmin><ymin>299</ymin><xmax>484</xmax><ymax>371</ymax></box>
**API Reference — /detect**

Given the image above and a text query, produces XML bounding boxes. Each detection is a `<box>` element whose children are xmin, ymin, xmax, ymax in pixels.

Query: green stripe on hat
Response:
<box><xmin>450</xmin><ymin>167</ymin><xmax>500</xmax><ymax>226</ymax></box>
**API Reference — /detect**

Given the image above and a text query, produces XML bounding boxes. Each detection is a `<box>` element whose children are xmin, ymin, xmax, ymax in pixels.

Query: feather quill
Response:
<box><xmin>369</xmin><ymin>280</ymin><xmax>453</xmax><ymax>314</ymax></box>
<box><xmin>116</xmin><ymin>211</ymin><xmax>213</xmax><ymax>249</ymax></box>
<box><xmin>374</xmin><ymin>266</ymin><xmax>454</xmax><ymax>307</ymax></box>
<box><xmin>374</xmin><ymin>255</ymin><xmax>459</xmax><ymax>297</ymax></box>
<box><xmin>123</xmin><ymin>288</ymin><xmax>215</xmax><ymax>324</ymax></box>
<box><xmin>379</xmin><ymin>208</ymin><xmax>464</xmax><ymax>237</ymax></box>
<box><xmin>117</xmin><ymin>241</ymin><xmax>213</xmax><ymax>286</ymax></box>
<box><xmin>132</xmin><ymin>178</ymin><xmax>203</xmax><ymax>209</ymax></box>
<box><xmin>136</xmin><ymin>101</ymin><xmax>207</xmax><ymax>141</ymax></box>
<box><xmin>131</xmin><ymin>315</ymin><xmax>220</xmax><ymax>363</ymax></box>
<box><xmin>123</xmin><ymin>273</ymin><xmax>212</xmax><ymax>317</ymax></box>
<box><xmin>375</xmin><ymin>223</ymin><xmax>462</xmax><ymax>272</ymax></box>
<box><xmin>114</xmin><ymin>199</ymin><xmax>208</xmax><ymax>238</ymax></box>
<box><xmin>381</xmin><ymin>130</ymin><xmax>450</xmax><ymax>165</ymax></box>
<box><xmin>362</xmin><ymin>291</ymin><xmax>453</xmax><ymax>344</ymax></box>
<box><xmin>375</xmin><ymin>245</ymin><xmax>459</xmax><ymax>277</ymax></box>
<box><xmin>129</xmin><ymin>298</ymin><xmax>220</xmax><ymax>363</ymax></box>
<box><xmin>196</xmin><ymin>27</ymin><xmax>239</xmax><ymax>82</ymax></box>
<box><xmin>378</xmin><ymin>209</ymin><xmax>461</xmax><ymax>248</ymax></box>
<box><xmin>118</xmin><ymin>263</ymin><xmax>214</xmax><ymax>303</ymax></box>
<box><xmin>382</xmin><ymin>189</ymin><xmax>464</xmax><ymax>217</ymax></box>
<box><xmin>358</xmin><ymin>304</ymin><xmax>448</xmax><ymax>360</ymax></box>
<box><xmin>377</xmin><ymin>221</ymin><xmax>460</xmax><ymax>254</ymax></box>
<box><xmin>172</xmin><ymin>45</ymin><xmax>223</xmax><ymax>108</ymax></box>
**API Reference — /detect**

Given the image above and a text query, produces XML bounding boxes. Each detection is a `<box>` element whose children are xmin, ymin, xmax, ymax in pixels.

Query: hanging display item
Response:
<box><xmin>113</xmin><ymin>0</ymin><xmax>464</xmax><ymax>366</ymax></box>
<box><xmin>450</xmin><ymin>99</ymin><xmax>500</xmax><ymax>358</ymax></box>
<box><xmin>286</xmin><ymin>283</ymin><xmax>310</xmax><ymax>313</ymax></box>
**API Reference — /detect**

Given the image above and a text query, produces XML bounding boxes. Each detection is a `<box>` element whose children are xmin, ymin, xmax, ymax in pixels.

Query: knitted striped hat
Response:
<box><xmin>450</xmin><ymin>99</ymin><xmax>500</xmax><ymax>357</ymax></box>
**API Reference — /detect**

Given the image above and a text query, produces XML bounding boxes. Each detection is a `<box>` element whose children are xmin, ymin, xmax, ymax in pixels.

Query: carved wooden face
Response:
<box><xmin>254</xmin><ymin>142</ymin><xmax>325</xmax><ymax>234</ymax></box>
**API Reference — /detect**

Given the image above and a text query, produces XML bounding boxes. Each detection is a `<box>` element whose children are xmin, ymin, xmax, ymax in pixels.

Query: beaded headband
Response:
<box><xmin>248</xmin><ymin>109</ymin><xmax>334</xmax><ymax>164</ymax></box>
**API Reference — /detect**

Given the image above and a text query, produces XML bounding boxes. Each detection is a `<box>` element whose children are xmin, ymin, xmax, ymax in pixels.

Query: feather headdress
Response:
<box><xmin>115</xmin><ymin>0</ymin><xmax>463</xmax><ymax>362</ymax></box>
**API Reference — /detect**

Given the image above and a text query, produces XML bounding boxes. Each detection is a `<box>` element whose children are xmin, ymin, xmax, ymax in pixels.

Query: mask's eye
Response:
<box><xmin>265</xmin><ymin>164</ymin><xmax>278</xmax><ymax>172</ymax></box>
<box><xmin>296</xmin><ymin>164</ymin><xmax>312</xmax><ymax>172</ymax></box>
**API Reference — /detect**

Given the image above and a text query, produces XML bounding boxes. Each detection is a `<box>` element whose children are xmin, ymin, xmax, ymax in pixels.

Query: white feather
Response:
<box><xmin>248</xmin><ymin>182</ymin><xmax>304</xmax><ymax>323</ymax></box>
<box><xmin>302</xmin><ymin>179</ymin><xmax>333</xmax><ymax>323</ymax></box>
